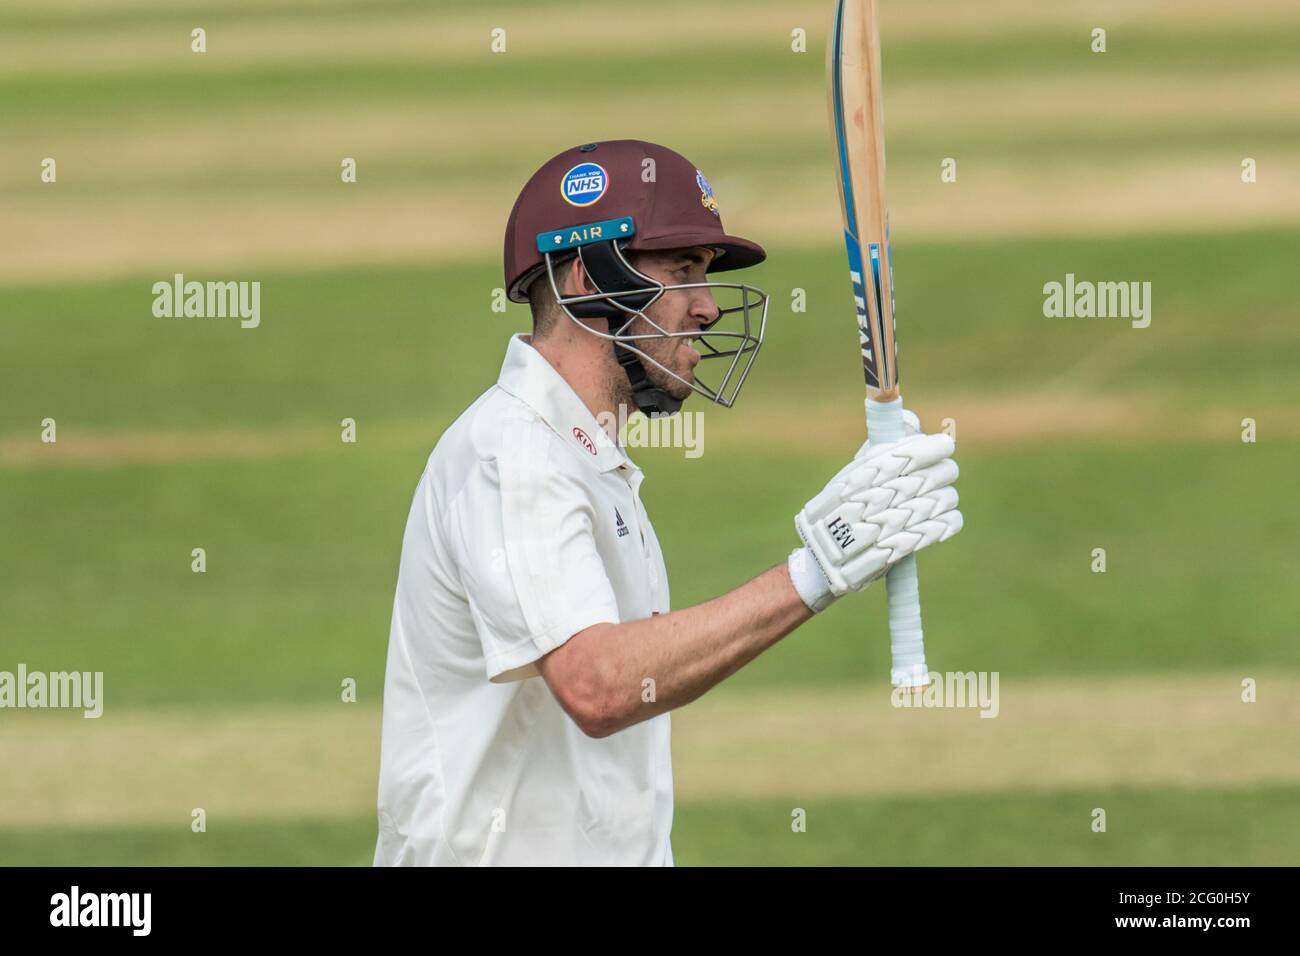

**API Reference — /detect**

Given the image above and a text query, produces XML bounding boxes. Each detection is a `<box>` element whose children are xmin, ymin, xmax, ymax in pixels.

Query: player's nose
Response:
<box><xmin>690</xmin><ymin>288</ymin><xmax>720</xmax><ymax>328</ymax></box>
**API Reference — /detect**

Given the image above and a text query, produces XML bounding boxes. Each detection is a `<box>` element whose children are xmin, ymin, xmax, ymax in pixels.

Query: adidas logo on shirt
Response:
<box><xmin>615</xmin><ymin>508</ymin><xmax>630</xmax><ymax>538</ymax></box>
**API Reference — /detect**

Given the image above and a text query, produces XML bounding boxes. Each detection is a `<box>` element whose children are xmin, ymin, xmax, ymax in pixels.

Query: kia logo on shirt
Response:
<box><xmin>572</xmin><ymin>427</ymin><xmax>597</xmax><ymax>455</ymax></box>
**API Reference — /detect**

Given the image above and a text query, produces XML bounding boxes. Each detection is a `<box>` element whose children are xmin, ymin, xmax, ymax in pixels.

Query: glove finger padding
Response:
<box><xmin>856</xmin><ymin>459</ymin><xmax>959</xmax><ymax>508</ymax></box>
<box><xmin>795</xmin><ymin>432</ymin><xmax>963</xmax><ymax>599</ymax></box>
<box><xmin>893</xmin><ymin>432</ymin><xmax>955</xmax><ymax>473</ymax></box>
<box><xmin>806</xmin><ymin>437</ymin><xmax>957</xmax><ymax>523</ymax></box>
<box><xmin>836</xmin><ymin>509</ymin><xmax>963</xmax><ymax>593</ymax></box>
<box><xmin>877</xmin><ymin>508</ymin><xmax>963</xmax><ymax>562</ymax></box>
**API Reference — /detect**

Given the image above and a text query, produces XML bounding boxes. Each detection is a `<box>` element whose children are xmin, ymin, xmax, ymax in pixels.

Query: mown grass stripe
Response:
<box><xmin>6</xmin><ymin>25</ymin><xmax>1300</xmax><ymax>121</ymax></box>
<box><xmin>6</xmin><ymin>113</ymin><xmax>1298</xmax><ymax>202</ymax></box>
<box><xmin>2</xmin><ymin>675</ymin><xmax>1296</xmax><ymax>828</ymax></box>
<box><xmin>2</xmin><ymin>784</ymin><xmax>1297</xmax><ymax>865</ymax></box>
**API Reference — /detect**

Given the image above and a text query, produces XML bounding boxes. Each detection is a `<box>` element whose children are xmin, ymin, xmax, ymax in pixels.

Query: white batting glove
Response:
<box><xmin>787</xmin><ymin>424</ymin><xmax>962</xmax><ymax>613</ymax></box>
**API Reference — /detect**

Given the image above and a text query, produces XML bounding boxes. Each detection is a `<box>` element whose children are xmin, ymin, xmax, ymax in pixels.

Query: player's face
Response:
<box><xmin>628</xmin><ymin>247</ymin><xmax>720</xmax><ymax>402</ymax></box>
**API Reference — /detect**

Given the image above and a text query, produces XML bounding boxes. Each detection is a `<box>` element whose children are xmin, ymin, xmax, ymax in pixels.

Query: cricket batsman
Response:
<box><xmin>373</xmin><ymin>140</ymin><xmax>962</xmax><ymax>866</ymax></box>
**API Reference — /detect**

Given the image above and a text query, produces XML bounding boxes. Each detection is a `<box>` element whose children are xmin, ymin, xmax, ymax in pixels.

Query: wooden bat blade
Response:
<box><xmin>828</xmin><ymin>0</ymin><xmax>897</xmax><ymax>395</ymax></box>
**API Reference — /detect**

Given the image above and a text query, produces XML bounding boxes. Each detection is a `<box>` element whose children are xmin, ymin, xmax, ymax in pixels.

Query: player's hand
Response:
<box><xmin>787</xmin><ymin>422</ymin><xmax>962</xmax><ymax>612</ymax></box>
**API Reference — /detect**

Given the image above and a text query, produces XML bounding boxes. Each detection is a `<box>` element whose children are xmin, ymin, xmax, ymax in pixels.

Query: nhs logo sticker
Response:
<box><xmin>561</xmin><ymin>162</ymin><xmax>608</xmax><ymax>207</ymax></box>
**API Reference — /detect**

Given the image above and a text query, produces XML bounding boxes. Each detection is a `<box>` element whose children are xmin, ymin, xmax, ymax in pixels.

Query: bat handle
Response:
<box><xmin>865</xmin><ymin>396</ymin><xmax>932</xmax><ymax>690</ymax></box>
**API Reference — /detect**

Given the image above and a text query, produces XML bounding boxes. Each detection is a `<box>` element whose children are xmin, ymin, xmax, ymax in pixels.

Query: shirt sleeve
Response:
<box><xmin>451</xmin><ymin>422</ymin><xmax>621</xmax><ymax>682</ymax></box>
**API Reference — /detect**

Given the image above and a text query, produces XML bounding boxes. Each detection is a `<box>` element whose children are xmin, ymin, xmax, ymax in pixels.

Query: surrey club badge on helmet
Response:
<box><xmin>696</xmin><ymin>169</ymin><xmax>720</xmax><ymax>217</ymax></box>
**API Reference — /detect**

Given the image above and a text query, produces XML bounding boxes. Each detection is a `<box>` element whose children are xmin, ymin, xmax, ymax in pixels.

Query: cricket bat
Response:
<box><xmin>828</xmin><ymin>0</ymin><xmax>930</xmax><ymax>690</ymax></box>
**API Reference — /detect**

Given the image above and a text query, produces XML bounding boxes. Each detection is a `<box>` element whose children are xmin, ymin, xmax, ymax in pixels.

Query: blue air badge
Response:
<box><xmin>561</xmin><ymin>163</ymin><xmax>609</xmax><ymax>207</ymax></box>
<box><xmin>696</xmin><ymin>169</ymin><xmax>720</xmax><ymax>216</ymax></box>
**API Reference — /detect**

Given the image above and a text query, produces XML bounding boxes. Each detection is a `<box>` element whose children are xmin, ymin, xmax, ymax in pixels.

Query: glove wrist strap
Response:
<box><xmin>788</xmin><ymin>547</ymin><xmax>836</xmax><ymax>614</ymax></box>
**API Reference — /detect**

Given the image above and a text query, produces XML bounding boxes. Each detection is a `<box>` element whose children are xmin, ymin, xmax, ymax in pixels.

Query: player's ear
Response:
<box><xmin>566</xmin><ymin>254</ymin><xmax>595</xmax><ymax>297</ymax></box>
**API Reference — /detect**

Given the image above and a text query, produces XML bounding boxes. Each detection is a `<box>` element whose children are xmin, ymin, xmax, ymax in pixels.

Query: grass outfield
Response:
<box><xmin>2</xmin><ymin>236</ymin><xmax>1296</xmax><ymax>864</ymax></box>
<box><xmin>2</xmin><ymin>231</ymin><xmax>1297</xmax><ymax>705</ymax></box>
<box><xmin>675</xmin><ymin>787</ymin><xmax>1300</xmax><ymax>866</ymax></box>
<box><xmin>1</xmin><ymin>231</ymin><xmax>1296</xmax><ymax>438</ymax></box>
<box><xmin>3</xmin><ymin>786</ymin><xmax>1297</xmax><ymax>866</ymax></box>
<box><xmin>4</xmin><ymin>1</ymin><xmax>1299</xmax><ymax>282</ymax></box>
<box><xmin>2</xmin><ymin>430</ymin><xmax>1296</xmax><ymax>707</ymax></box>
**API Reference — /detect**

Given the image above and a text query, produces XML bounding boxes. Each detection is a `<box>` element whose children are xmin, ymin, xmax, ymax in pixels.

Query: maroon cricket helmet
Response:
<box><xmin>504</xmin><ymin>140</ymin><xmax>767</xmax><ymax>303</ymax></box>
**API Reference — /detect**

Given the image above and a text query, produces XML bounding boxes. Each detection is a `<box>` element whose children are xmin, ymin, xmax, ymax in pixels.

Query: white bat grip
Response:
<box><xmin>866</xmin><ymin>396</ymin><xmax>932</xmax><ymax>689</ymax></box>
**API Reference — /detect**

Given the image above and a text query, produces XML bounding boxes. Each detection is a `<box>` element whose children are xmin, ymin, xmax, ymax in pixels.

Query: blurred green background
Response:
<box><xmin>2</xmin><ymin>0</ymin><xmax>1298</xmax><ymax>865</ymax></box>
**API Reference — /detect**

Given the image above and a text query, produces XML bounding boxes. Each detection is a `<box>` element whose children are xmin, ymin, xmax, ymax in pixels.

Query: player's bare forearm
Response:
<box><xmin>540</xmin><ymin>562</ymin><xmax>813</xmax><ymax>737</ymax></box>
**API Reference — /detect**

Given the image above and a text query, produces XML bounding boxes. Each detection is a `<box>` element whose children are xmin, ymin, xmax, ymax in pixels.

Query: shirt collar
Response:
<box><xmin>496</xmin><ymin>333</ymin><xmax>635</xmax><ymax>475</ymax></box>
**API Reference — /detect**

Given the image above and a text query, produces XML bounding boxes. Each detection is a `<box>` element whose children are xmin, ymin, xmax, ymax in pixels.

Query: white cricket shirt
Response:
<box><xmin>373</xmin><ymin>333</ymin><xmax>674</xmax><ymax>866</ymax></box>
